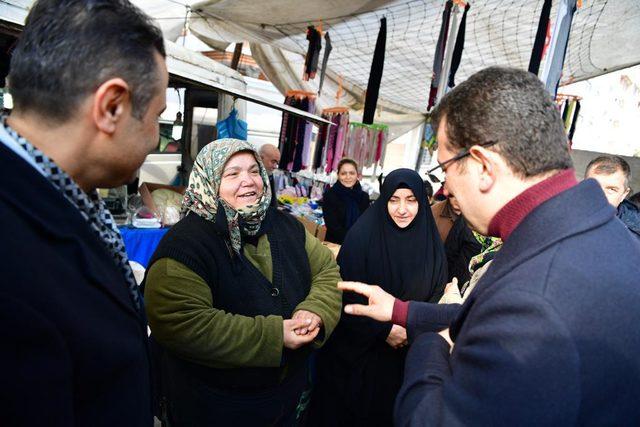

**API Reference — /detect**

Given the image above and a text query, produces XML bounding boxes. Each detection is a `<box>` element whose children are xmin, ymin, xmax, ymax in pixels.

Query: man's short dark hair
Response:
<box><xmin>8</xmin><ymin>0</ymin><xmax>165</xmax><ymax>122</ymax></box>
<box><xmin>585</xmin><ymin>155</ymin><xmax>631</xmax><ymax>189</ymax></box>
<box><xmin>431</xmin><ymin>67</ymin><xmax>573</xmax><ymax>178</ymax></box>
<box><xmin>423</xmin><ymin>180</ymin><xmax>434</xmax><ymax>200</ymax></box>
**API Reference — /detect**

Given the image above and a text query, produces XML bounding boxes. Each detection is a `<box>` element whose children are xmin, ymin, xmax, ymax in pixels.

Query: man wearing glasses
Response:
<box><xmin>339</xmin><ymin>67</ymin><xmax>640</xmax><ymax>424</ymax></box>
<box><xmin>585</xmin><ymin>155</ymin><xmax>640</xmax><ymax>239</ymax></box>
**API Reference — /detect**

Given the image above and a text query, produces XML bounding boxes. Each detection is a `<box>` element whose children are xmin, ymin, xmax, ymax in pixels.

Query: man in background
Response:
<box><xmin>585</xmin><ymin>155</ymin><xmax>640</xmax><ymax>238</ymax></box>
<box><xmin>259</xmin><ymin>143</ymin><xmax>281</xmax><ymax>206</ymax></box>
<box><xmin>0</xmin><ymin>0</ymin><xmax>168</xmax><ymax>425</ymax></box>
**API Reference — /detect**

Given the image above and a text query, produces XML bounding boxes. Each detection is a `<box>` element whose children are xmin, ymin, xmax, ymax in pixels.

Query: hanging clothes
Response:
<box><xmin>344</xmin><ymin>122</ymin><xmax>389</xmax><ymax>171</ymax></box>
<box><xmin>317</xmin><ymin>32</ymin><xmax>332</xmax><ymax>96</ymax></box>
<box><xmin>528</xmin><ymin>0</ymin><xmax>552</xmax><ymax>76</ymax></box>
<box><xmin>428</xmin><ymin>0</ymin><xmax>453</xmax><ymax>110</ymax></box>
<box><xmin>567</xmin><ymin>100</ymin><xmax>581</xmax><ymax>143</ymax></box>
<box><xmin>278</xmin><ymin>92</ymin><xmax>316</xmax><ymax>172</ymax></box>
<box><xmin>303</xmin><ymin>26</ymin><xmax>322</xmax><ymax>81</ymax></box>
<box><xmin>363</xmin><ymin>17</ymin><xmax>387</xmax><ymax>125</ymax></box>
<box><xmin>314</xmin><ymin>110</ymin><xmax>350</xmax><ymax>173</ymax></box>
<box><xmin>215</xmin><ymin>108</ymin><xmax>248</xmax><ymax>140</ymax></box>
<box><xmin>540</xmin><ymin>0</ymin><xmax>578</xmax><ymax>96</ymax></box>
<box><xmin>447</xmin><ymin>3</ymin><xmax>470</xmax><ymax>88</ymax></box>
<box><xmin>563</xmin><ymin>99</ymin><xmax>577</xmax><ymax>132</ymax></box>
<box><xmin>561</xmin><ymin>98</ymin><xmax>570</xmax><ymax>122</ymax></box>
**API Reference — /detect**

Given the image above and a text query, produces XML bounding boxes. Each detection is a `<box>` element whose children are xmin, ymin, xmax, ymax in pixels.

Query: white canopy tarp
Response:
<box><xmin>130</xmin><ymin>0</ymin><xmax>640</xmax><ymax>116</ymax></box>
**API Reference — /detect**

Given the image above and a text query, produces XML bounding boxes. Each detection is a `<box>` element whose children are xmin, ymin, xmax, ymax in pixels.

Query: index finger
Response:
<box><xmin>337</xmin><ymin>281</ymin><xmax>373</xmax><ymax>297</ymax></box>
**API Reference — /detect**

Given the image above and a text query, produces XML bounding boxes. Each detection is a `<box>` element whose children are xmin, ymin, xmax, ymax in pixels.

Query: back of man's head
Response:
<box><xmin>8</xmin><ymin>0</ymin><xmax>165</xmax><ymax>123</ymax></box>
<box><xmin>431</xmin><ymin>66</ymin><xmax>573</xmax><ymax>178</ymax></box>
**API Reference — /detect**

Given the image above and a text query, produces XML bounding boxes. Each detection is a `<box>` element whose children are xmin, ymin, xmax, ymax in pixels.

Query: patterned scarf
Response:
<box><xmin>1</xmin><ymin>117</ymin><xmax>141</xmax><ymax>312</ymax></box>
<box><xmin>469</xmin><ymin>231</ymin><xmax>503</xmax><ymax>274</ymax></box>
<box><xmin>182</xmin><ymin>138</ymin><xmax>272</xmax><ymax>255</ymax></box>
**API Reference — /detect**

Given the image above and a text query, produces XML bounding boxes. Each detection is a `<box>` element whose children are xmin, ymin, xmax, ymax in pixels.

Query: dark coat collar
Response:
<box><xmin>450</xmin><ymin>179</ymin><xmax>616</xmax><ymax>341</ymax></box>
<box><xmin>617</xmin><ymin>199</ymin><xmax>640</xmax><ymax>237</ymax></box>
<box><xmin>0</xmin><ymin>142</ymin><xmax>139</xmax><ymax>318</ymax></box>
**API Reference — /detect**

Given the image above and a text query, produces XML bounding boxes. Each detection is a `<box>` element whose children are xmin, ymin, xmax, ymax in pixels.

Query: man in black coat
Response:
<box><xmin>339</xmin><ymin>67</ymin><xmax>640</xmax><ymax>425</ymax></box>
<box><xmin>0</xmin><ymin>1</ymin><xmax>168</xmax><ymax>425</ymax></box>
<box><xmin>585</xmin><ymin>155</ymin><xmax>640</xmax><ymax>239</ymax></box>
<box><xmin>259</xmin><ymin>143</ymin><xmax>281</xmax><ymax>207</ymax></box>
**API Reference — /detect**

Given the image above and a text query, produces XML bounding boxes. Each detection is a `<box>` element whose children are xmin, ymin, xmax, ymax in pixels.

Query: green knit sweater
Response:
<box><xmin>145</xmin><ymin>229</ymin><xmax>342</xmax><ymax>369</ymax></box>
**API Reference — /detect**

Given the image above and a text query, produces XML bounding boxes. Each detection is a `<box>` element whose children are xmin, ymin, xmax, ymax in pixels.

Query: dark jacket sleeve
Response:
<box><xmin>445</xmin><ymin>217</ymin><xmax>482</xmax><ymax>284</ymax></box>
<box><xmin>395</xmin><ymin>289</ymin><xmax>580</xmax><ymax>426</ymax></box>
<box><xmin>322</xmin><ymin>190</ymin><xmax>347</xmax><ymax>244</ymax></box>
<box><xmin>0</xmin><ymin>295</ymin><xmax>74</xmax><ymax>426</ymax></box>
<box><xmin>406</xmin><ymin>302</ymin><xmax>461</xmax><ymax>342</ymax></box>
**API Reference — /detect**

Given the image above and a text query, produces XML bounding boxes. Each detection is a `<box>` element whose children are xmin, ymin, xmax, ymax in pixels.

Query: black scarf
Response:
<box><xmin>338</xmin><ymin>168</ymin><xmax>447</xmax><ymax>301</ymax></box>
<box><xmin>331</xmin><ymin>180</ymin><xmax>367</xmax><ymax>230</ymax></box>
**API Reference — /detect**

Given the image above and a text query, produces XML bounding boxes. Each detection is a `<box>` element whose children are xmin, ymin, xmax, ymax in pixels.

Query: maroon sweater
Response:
<box><xmin>392</xmin><ymin>169</ymin><xmax>578</xmax><ymax>327</ymax></box>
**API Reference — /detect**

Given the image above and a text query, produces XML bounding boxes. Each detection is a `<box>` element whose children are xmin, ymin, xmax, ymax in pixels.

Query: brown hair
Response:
<box><xmin>337</xmin><ymin>158</ymin><xmax>359</xmax><ymax>174</ymax></box>
<box><xmin>431</xmin><ymin>66</ymin><xmax>572</xmax><ymax>178</ymax></box>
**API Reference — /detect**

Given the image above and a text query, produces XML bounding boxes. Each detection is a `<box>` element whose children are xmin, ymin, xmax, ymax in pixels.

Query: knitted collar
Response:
<box><xmin>488</xmin><ymin>169</ymin><xmax>578</xmax><ymax>241</ymax></box>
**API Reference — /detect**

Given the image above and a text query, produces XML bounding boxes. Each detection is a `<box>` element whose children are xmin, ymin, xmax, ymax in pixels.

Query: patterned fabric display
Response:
<box><xmin>1</xmin><ymin>117</ymin><xmax>141</xmax><ymax>312</ymax></box>
<box><xmin>182</xmin><ymin>138</ymin><xmax>272</xmax><ymax>255</ymax></box>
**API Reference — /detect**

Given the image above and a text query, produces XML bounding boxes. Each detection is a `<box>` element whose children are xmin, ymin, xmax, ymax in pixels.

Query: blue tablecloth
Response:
<box><xmin>118</xmin><ymin>226</ymin><xmax>169</xmax><ymax>268</ymax></box>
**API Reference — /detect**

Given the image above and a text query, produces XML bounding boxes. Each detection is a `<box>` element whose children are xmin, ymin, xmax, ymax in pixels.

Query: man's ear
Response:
<box><xmin>92</xmin><ymin>78</ymin><xmax>130</xmax><ymax>135</ymax></box>
<box><xmin>469</xmin><ymin>146</ymin><xmax>497</xmax><ymax>193</ymax></box>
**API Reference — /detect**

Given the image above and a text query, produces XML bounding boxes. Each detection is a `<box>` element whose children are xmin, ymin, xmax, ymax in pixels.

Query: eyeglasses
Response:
<box><xmin>426</xmin><ymin>140</ymin><xmax>498</xmax><ymax>184</ymax></box>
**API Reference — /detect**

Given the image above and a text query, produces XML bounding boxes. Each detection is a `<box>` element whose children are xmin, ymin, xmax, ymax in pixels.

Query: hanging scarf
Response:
<box><xmin>1</xmin><ymin>116</ymin><xmax>141</xmax><ymax>312</ymax></box>
<box><xmin>428</xmin><ymin>0</ymin><xmax>453</xmax><ymax>110</ymax></box>
<box><xmin>181</xmin><ymin>138</ymin><xmax>272</xmax><ymax>255</ymax></box>
<box><xmin>447</xmin><ymin>3</ymin><xmax>470</xmax><ymax>88</ymax></box>
<box><xmin>317</xmin><ymin>32</ymin><xmax>333</xmax><ymax>96</ymax></box>
<box><xmin>363</xmin><ymin>17</ymin><xmax>387</xmax><ymax>125</ymax></box>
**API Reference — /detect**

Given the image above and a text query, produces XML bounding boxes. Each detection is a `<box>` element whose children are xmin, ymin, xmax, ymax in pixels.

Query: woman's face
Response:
<box><xmin>218</xmin><ymin>152</ymin><xmax>264</xmax><ymax>210</ymax></box>
<box><xmin>338</xmin><ymin>163</ymin><xmax>358</xmax><ymax>188</ymax></box>
<box><xmin>387</xmin><ymin>188</ymin><xmax>419</xmax><ymax>228</ymax></box>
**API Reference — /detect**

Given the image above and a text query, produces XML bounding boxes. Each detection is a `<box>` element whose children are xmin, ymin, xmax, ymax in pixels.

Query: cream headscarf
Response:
<box><xmin>181</xmin><ymin>138</ymin><xmax>272</xmax><ymax>254</ymax></box>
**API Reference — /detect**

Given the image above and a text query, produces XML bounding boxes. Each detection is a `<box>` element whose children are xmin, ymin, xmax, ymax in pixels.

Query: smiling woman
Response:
<box><xmin>143</xmin><ymin>138</ymin><xmax>343</xmax><ymax>425</ymax></box>
<box><xmin>310</xmin><ymin>168</ymin><xmax>447</xmax><ymax>426</ymax></box>
<box><xmin>322</xmin><ymin>158</ymin><xmax>370</xmax><ymax>244</ymax></box>
<box><xmin>218</xmin><ymin>151</ymin><xmax>264</xmax><ymax>209</ymax></box>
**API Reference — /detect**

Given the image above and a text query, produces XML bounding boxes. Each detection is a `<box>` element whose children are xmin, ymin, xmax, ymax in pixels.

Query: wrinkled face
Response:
<box><xmin>586</xmin><ymin>169</ymin><xmax>630</xmax><ymax>208</ymax></box>
<box><xmin>387</xmin><ymin>188</ymin><xmax>419</xmax><ymax>228</ymax></box>
<box><xmin>111</xmin><ymin>52</ymin><xmax>168</xmax><ymax>185</ymax></box>
<box><xmin>338</xmin><ymin>163</ymin><xmax>358</xmax><ymax>188</ymax></box>
<box><xmin>219</xmin><ymin>152</ymin><xmax>264</xmax><ymax>210</ymax></box>
<box><xmin>260</xmin><ymin>147</ymin><xmax>280</xmax><ymax>173</ymax></box>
